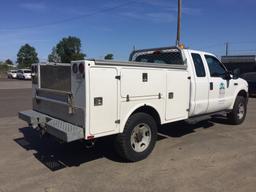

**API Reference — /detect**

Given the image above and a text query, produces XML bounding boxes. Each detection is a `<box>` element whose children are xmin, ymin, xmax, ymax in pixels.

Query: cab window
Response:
<box><xmin>191</xmin><ymin>53</ymin><xmax>206</xmax><ymax>77</ymax></box>
<box><xmin>205</xmin><ymin>55</ymin><xmax>226</xmax><ymax>78</ymax></box>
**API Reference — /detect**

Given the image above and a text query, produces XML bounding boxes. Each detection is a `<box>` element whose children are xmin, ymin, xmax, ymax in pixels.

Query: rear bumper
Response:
<box><xmin>19</xmin><ymin>110</ymin><xmax>84</xmax><ymax>142</ymax></box>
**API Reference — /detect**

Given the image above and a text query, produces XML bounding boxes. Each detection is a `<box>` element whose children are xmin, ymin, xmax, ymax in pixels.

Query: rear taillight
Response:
<box><xmin>79</xmin><ymin>63</ymin><xmax>84</xmax><ymax>74</ymax></box>
<box><xmin>72</xmin><ymin>63</ymin><xmax>78</xmax><ymax>73</ymax></box>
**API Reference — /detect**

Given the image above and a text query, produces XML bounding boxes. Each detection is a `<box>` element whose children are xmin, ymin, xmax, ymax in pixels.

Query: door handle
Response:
<box><xmin>168</xmin><ymin>92</ymin><xmax>174</xmax><ymax>99</ymax></box>
<box><xmin>210</xmin><ymin>82</ymin><xmax>213</xmax><ymax>90</ymax></box>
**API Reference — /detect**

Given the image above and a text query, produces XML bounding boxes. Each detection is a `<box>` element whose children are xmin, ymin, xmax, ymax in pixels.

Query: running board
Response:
<box><xmin>185</xmin><ymin>115</ymin><xmax>211</xmax><ymax>124</ymax></box>
<box><xmin>186</xmin><ymin>111</ymin><xmax>227</xmax><ymax>125</ymax></box>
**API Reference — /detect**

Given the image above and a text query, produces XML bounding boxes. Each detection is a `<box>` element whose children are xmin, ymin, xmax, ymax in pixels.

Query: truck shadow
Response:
<box><xmin>14</xmin><ymin>126</ymin><xmax>123</xmax><ymax>171</ymax></box>
<box><xmin>157</xmin><ymin>120</ymin><xmax>215</xmax><ymax>140</ymax></box>
<box><xmin>14</xmin><ymin>115</ymin><xmax>228</xmax><ymax>171</ymax></box>
<box><xmin>158</xmin><ymin>114</ymin><xmax>231</xmax><ymax>139</ymax></box>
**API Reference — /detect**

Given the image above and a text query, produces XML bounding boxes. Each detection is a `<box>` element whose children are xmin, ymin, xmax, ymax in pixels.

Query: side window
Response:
<box><xmin>191</xmin><ymin>53</ymin><xmax>206</xmax><ymax>77</ymax></box>
<box><xmin>205</xmin><ymin>55</ymin><xmax>226</xmax><ymax>77</ymax></box>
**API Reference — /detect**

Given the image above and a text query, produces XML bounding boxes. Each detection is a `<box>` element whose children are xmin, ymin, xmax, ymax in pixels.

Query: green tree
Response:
<box><xmin>5</xmin><ymin>59</ymin><xmax>13</xmax><ymax>65</ymax></box>
<box><xmin>17</xmin><ymin>44</ymin><xmax>39</xmax><ymax>68</ymax></box>
<box><xmin>104</xmin><ymin>54</ymin><xmax>114</xmax><ymax>60</ymax></box>
<box><xmin>48</xmin><ymin>47</ymin><xmax>61</xmax><ymax>63</ymax></box>
<box><xmin>0</xmin><ymin>63</ymin><xmax>9</xmax><ymax>77</ymax></box>
<box><xmin>56</xmin><ymin>36</ymin><xmax>86</xmax><ymax>63</ymax></box>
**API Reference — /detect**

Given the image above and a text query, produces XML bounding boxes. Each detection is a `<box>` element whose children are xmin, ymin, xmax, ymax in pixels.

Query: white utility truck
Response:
<box><xmin>19</xmin><ymin>46</ymin><xmax>248</xmax><ymax>162</ymax></box>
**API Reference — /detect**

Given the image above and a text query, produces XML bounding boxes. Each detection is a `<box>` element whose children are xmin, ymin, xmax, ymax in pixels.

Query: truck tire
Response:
<box><xmin>227</xmin><ymin>96</ymin><xmax>247</xmax><ymax>125</ymax></box>
<box><xmin>115</xmin><ymin>112</ymin><xmax>157</xmax><ymax>162</ymax></box>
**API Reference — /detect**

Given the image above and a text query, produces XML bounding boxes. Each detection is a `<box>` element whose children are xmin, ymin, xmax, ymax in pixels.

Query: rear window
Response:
<box><xmin>132</xmin><ymin>49</ymin><xmax>184</xmax><ymax>65</ymax></box>
<box><xmin>24</xmin><ymin>70</ymin><xmax>31</xmax><ymax>73</ymax></box>
<box><xmin>191</xmin><ymin>53</ymin><xmax>206</xmax><ymax>77</ymax></box>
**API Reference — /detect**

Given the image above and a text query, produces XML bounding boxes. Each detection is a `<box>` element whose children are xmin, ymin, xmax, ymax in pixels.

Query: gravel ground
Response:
<box><xmin>0</xmin><ymin>79</ymin><xmax>31</xmax><ymax>89</ymax></box>
<box><xmin>0</xmin><ymin>80</ymin><xmax>255</xmax><ymax>192</ymax></box>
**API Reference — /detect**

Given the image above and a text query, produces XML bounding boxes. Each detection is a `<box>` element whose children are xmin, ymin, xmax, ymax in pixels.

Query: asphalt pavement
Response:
<box><xmin>0</xmin><ymin>79</ymin><xmax>256</xmax><ymax>192</ymax></box>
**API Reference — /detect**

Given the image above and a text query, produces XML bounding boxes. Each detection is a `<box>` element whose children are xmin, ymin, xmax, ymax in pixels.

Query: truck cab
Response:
<box><xmin>19</xmin><ymin>46</ymin><xmax>248</xmax><ymax>162</ymax></box>
<box><xmin>130</xmin><ymin>47</ymin><xmax>248</xmax><ymax>118</ymax></box>
<box><xmin>184</xmin><ymin>49</ymin><xmax>248</xmax><ymax>116</ymax></box>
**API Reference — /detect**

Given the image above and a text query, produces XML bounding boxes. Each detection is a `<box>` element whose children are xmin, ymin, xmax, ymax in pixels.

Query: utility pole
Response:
<box><xmin>225</xmin><ymin>42</ymin><xmax>229</xmax><ymax>56</ymax></box>
<box><xmin>176</xmin><ymin>0</ymin><xmax>182</xmax><ymax>46</ymax></box>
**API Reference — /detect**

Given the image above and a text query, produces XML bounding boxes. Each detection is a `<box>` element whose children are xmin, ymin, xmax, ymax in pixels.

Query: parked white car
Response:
<box><xmin>7</xmin><ymin>70</ymin><xmax>17</xmax><ymax>79</ymax></box>
<box><xmin>19</xmin><ymin>46</ymin><xmax>248</xmax><ymax>162</ymax></box>
<box><xmin>17</xmin><ymin>69</ymin><xmax>32</xmax><ymax>80</ymax></box>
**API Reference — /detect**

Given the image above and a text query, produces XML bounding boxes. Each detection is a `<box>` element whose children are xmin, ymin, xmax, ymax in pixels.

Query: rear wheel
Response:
<box><xmin>115</xmin><ymin>113</ymin><xmax>157</xmax><ymax>162</ymax></box>
<box><xmin>227</xmin><ymin>96</ymin><xmax>247</xmax><ymax>125</ymax></box>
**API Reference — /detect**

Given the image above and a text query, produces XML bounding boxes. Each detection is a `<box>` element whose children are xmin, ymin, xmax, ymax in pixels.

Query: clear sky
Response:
<box><xmin>0</xmin><ymin>0</ymin><xmax>256</xmax><ymax>63</ymax></box>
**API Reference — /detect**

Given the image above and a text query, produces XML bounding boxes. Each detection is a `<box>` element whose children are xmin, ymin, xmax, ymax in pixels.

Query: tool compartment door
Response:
<box><xmin>120</xmin><ymin>68</ymin><xmax>165</xmax><ymax>98</ymax></box>
<box><xmin>165</xmin><ymin>70</ymin><xmax>190</xmax><ymax>121</ymax></box>
<box><xmin>89</xmin><ymin>67</ymin><xmax>118</xmax><ymax>135</ymax></box>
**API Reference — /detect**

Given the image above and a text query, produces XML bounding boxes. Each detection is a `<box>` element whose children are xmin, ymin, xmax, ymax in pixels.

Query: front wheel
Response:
<box><xmin>115</xmin><ymin>113</ymin><xmax>157</xmax><ymax>162</ymax></box>
<box><xmin>227</xmin><ymin>96</ymin><xmax>247</xmax><ymax>125</ymax></box>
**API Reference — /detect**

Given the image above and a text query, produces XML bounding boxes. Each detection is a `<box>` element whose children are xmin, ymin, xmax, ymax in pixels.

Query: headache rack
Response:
<box><xmin>129</xmin><ymin>46</ymin><xmax>185</xmax><ymax>66</ymax></box>
<box><xmin>39</xmin><ymin>63</ymin><xmax>71</xmax><ymax>92</ymax></box>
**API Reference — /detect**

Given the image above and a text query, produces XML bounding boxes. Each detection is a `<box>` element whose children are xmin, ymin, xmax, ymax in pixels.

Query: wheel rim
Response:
<box><xmin>237</xmin><ymin>103</ymin><xmax>245</xmax><ymax>120</ymax></box>
<box><xmin>130</xmin><ymin>123</ymin><xmax>151</xmax><ymax>153</ymax></box>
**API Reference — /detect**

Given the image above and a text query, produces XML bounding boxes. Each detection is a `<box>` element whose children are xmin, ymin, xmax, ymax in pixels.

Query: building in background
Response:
<box><xmin>221</xmin><ymin>55</ymin><xmax>256</xmax><ymax>74</ymax></box>
<box><xmin>221</xmin><ymin>55</ymin><xmax>256</xmax><ymax>96</ymax></box>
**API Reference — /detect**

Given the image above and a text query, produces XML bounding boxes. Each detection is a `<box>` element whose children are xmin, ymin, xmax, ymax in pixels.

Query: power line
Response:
<box><xmin>0</xmin><ymin>0</ymin><xmax>136</xmax><ymax>32</ymax></box>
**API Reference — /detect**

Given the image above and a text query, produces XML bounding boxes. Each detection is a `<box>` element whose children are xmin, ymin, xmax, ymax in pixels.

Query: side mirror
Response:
<box><xmin>224</xmin><ymin>71</ymin><xmax>232</xmax><ymax>80</ymax></box>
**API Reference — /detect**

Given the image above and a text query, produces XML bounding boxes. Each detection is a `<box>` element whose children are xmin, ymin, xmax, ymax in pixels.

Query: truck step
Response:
<box><xmin>46</xmin><ymin>119</ymin><xmax>84</xmax><ymax>142</ymax></box>
<box><xmin>19</xmin><ymin>110</ymin><xmax>47</xmax><ymax>128</ymax></box>
<box><xmin>185</xmin><ymin>115</ymin><xmax>211</xmax><ymax>125</ymax></box>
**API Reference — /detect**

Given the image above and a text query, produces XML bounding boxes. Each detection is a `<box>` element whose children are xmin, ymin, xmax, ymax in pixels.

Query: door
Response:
<box><xmin>89</xmin><ymin>67</ymin><xmax>118</xmax><ymax>135</ymax></box>
<box><xmin>120</xmin><ymin>68</ymin><xmax>165</xmax><ymax>98</ymax></box>
<box><xmin>190</xmin><ymin>52</ymin><xmax>209</xmax><ymax>115</ymax></box>
<box><xmin>204</xmin><ymin>55</ymin><xmax>230</xmax><ymax>113</ymax></box>
<box><xmin>165</xmin><ymin>70</ymin><xmax>190</xmax><ymax>121</ymax></box>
